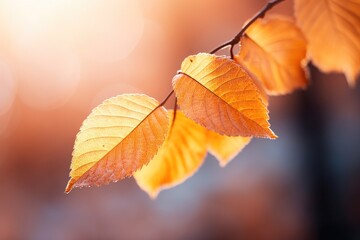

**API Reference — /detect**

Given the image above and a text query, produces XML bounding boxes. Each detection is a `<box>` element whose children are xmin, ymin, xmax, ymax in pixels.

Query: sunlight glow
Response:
<box><xmin>18</xmin><ymin>48</ymin><xmax>82</xmax><ymax>110</ymax></box>
<box><xmin>0</xmin><ymin>0</ymin><xmax>144</xmax><ymax>110</ymax></box>
<box><xmin>2</xmin><ymin>0</ymin><xmax>144</xmax><ymax>62</ymax></box>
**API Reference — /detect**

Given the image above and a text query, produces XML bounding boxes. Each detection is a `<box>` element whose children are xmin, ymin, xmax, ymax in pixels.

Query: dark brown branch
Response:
<box><xmin>210</xmin><ymin>0</ymin><xmax>285</xmax><ymax>58</ymax></box>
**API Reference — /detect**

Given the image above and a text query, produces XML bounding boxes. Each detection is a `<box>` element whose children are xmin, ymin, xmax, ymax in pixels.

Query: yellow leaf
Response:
<box><xmin>134</xmin><ymin>110</ymin><xmax>207</xmax><ymax>198</ymax></box>
<box><xmin>207</xmin><ymin>130</ymin><xmax>252</xmax><ymax>167</ymax></box>
<box><xmin>172</xmin><ymin>53</ymin><xmax>276</xmax><ymax>139</ymax></box>
<box><xmin>235</xmin><ymin>14</ymin><xmax>308</xmax><ymax>95</ymax></box>
<box><xmin>294</xmin><ymin>0</ymin><xmax>360</xmax><ymax>86</ymax></box>
<box><xmin>65</xmin><ymin>94</ymin><xmax>168</xmax><ymax>193</ymax></box>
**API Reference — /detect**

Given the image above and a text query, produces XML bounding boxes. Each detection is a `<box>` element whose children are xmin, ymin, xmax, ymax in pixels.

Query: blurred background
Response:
<box><xmin>0</xmin><ymin>0</ymin><xmax>359</xmax><ymax>239</ymax></box>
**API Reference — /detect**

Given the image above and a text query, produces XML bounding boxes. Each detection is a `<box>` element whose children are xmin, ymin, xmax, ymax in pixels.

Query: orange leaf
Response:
<box><xmin>172</xmin><ymin>53</ymin><xmax>276</xmax><ymax>139</ymax></box>
<box><xmin>134</xmin><ymin>110</ymin><xmax>207</xmax><ymax>198</ymax></box>
<box><xmin>294</xmin><ymin>0</ymin><xmax>360</xmax><ymax>86</ymax></box>
<box><xmin>207</xmin><ymin>130</ymin><xmax>252</xmax><ymax>167</ymax></box>
<box><xmin>65</xmin><ymin>94</ymin><xmax>168</xmax><ymax>193</ymax></box>
<box><xmin>235</xmin><ymin>14</ymin><xmax>308</xmax><ymax>95</ymax></box>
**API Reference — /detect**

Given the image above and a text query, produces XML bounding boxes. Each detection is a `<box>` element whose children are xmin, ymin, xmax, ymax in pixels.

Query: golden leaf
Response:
<box><xmin>294</xmin><ymin>0</ymin><xmax>360</xmax><ymax>86</ymax></box>
<box><xmin>235</xmin><ymin>14</ymin><xmax>308</xmax><ymax>95</ymax></box>
<box><xmin>65</xmin><ymin>94</ymin><xmax>168</xmax><ymax>193</ymax></box>
<box><xmin>172</xmin><ymin>53</ymin><xmax>276</xmax><ymax>139</ymax></box>
<box><xmin>207</xmin><ymin>130</ymin><xmax>252</xmax><ymax>167</ymax></box>
<box><xmin>134</xmin><ymin>110</ymin><xmax>207</xmax><ymax>198</ymax></box>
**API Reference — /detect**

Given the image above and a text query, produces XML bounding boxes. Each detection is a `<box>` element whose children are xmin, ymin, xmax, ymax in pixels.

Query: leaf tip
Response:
<box><xmin>65</xmin><ymin>179</ymin><xmax>76</xmax><ymax>194</ymax></box>
<box><xmin>135</xmin><ymin>175</ymin><xmax>161</xmax><ymax>199</ymax></box>
<box><xmin>269</xmin><ymin>132</ymin><xmax>278</xmax><ymax>139</ymax></box>
<box><xmin>149</xmin><ymin>191</ymin><xmax>159</xmax><ymax>200</ymax></box>
<box><xmin>219</xmin><ymin>161</ymin><xmax>228</xmax><ymax>168</ymax></box>
<box><xmin>139</xmin><ymin>185</ymin><xmax>159</xmax><ymax>199</ymax></box>
<box><xmin>258</xmin><ymin>128</ymin><xmax>277</xmax><ymax>139</ymax></box>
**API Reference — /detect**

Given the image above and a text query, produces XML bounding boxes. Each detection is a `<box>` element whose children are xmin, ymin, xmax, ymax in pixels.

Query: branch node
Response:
<box><xmin>210</xmin><ymin>0</ymin><xmax>285</xmax><ymax>57</ymax></box>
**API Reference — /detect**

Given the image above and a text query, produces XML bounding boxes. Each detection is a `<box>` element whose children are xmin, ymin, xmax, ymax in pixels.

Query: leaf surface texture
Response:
<box><xmin>66</xmin><ymin>94</ymin><xmax>168</xmax><ymax>192</ymax></box>
<box><xmin>173</xmin><ymin>53</ymin><xmax>276</xmax><ymax>138</ymax></box>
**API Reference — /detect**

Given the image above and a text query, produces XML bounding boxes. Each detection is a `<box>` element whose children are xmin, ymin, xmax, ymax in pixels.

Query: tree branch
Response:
<box><xmin>210</xmin><ymin>0</ymin><xmax>285</xmax><ymax>58</ymax></box>
<box><xmin>159</xmin><ymin>0</ymin><xmax>285</xmax><ymax>118</ymax></box>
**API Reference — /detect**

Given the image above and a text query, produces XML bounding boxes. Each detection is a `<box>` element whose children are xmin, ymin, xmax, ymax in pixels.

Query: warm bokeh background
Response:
<box><xmin>0</xmin><ymin>0</ymin><xmax>359</xmax><ymax>239</ymax></box>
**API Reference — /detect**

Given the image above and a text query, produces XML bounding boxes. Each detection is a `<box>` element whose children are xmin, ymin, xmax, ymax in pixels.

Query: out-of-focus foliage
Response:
<box><xmin>134</xmin><ymin>110</ymin><xmax>207</xmax><ymax>198</ymax></box>
<box><xmin>207</xmin><ymin>130</ymin><xmax>251</xmax><ymax>167</ymax></box>
<box><xmin>294</xmin><ymin>0</ymin><xmax>360</xmax><ymax>86</ymax></box>
<box><xmin>235</xmin><ymin>14</ymin><xmax>308</xmax><ymax>95</ymax></box>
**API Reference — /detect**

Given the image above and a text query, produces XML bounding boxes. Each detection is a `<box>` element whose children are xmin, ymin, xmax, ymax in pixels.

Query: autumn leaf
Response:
<box><xmin>235</xmin><ymin>14</ymin><xmax>308</xmax><ymax>95</ymax></box>
<box><xmin>207</xmin><ymin>130</ymin><xmax>252</xmax><ymax>167</ymax></box>
<box><xmin>65</xmin><ymin>94</ymin><xmax>168</xmax><ymax>193</ymax></box>
<box><xmin>173</xmin><ymin>53</ymin><xmax>276</xmax><ymax>139</ymax></box>
<box><xmin>294</xmin><ymin>0</ymin><xmax>360</xmax><ymax>86</ymax></box>
<box><xmin>134</xmin><ymin>110</ymin><xmax>207</xmax><ymax>198</ymax></box>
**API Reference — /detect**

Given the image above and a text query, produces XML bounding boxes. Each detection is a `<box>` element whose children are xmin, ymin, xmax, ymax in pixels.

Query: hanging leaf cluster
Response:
<box><xmin>66</xmin><ymin>0</ymin><xmax>360</xmax><ymax>197</ymax></box>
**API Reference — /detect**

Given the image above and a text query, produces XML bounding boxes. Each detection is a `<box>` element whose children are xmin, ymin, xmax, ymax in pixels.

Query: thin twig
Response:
<box><xmin>159</xmin><ymin>89</ymin><xmax>174</xmax><ymax>106</ymax></box>
<box><xmin>158</xmin><ymin>0</ymin><xmax>285</xmax><ymax>114</ymax></box>
<box><xmin>209</xmin><ymin>40</ymin><xmax>233</xmax><ymax>55</ymax></box>
<box><xmin>210</xmin><ymin>0</ymin><xmax>285</xmax><ymax>58</ymax></box>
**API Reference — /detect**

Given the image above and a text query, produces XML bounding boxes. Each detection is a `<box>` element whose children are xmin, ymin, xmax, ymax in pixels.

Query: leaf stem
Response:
<box><xmin>159</xmin><ymin>89</ymin><xmax>174</xmax><ymax>107</ymax></box>
<box><xmin>210</xmin><ymin>0</ymin><xmax>285</xmax><ymax>58</ymax></box>
<box><xmin>168</xmin><ymin>98</ymin><xmax>178</xmax><ymax>138</ymax></box>
<box><xmin>172</xmin><ymin>98</ymin><xmax>178</xmax><ymax>125</ymax></box>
